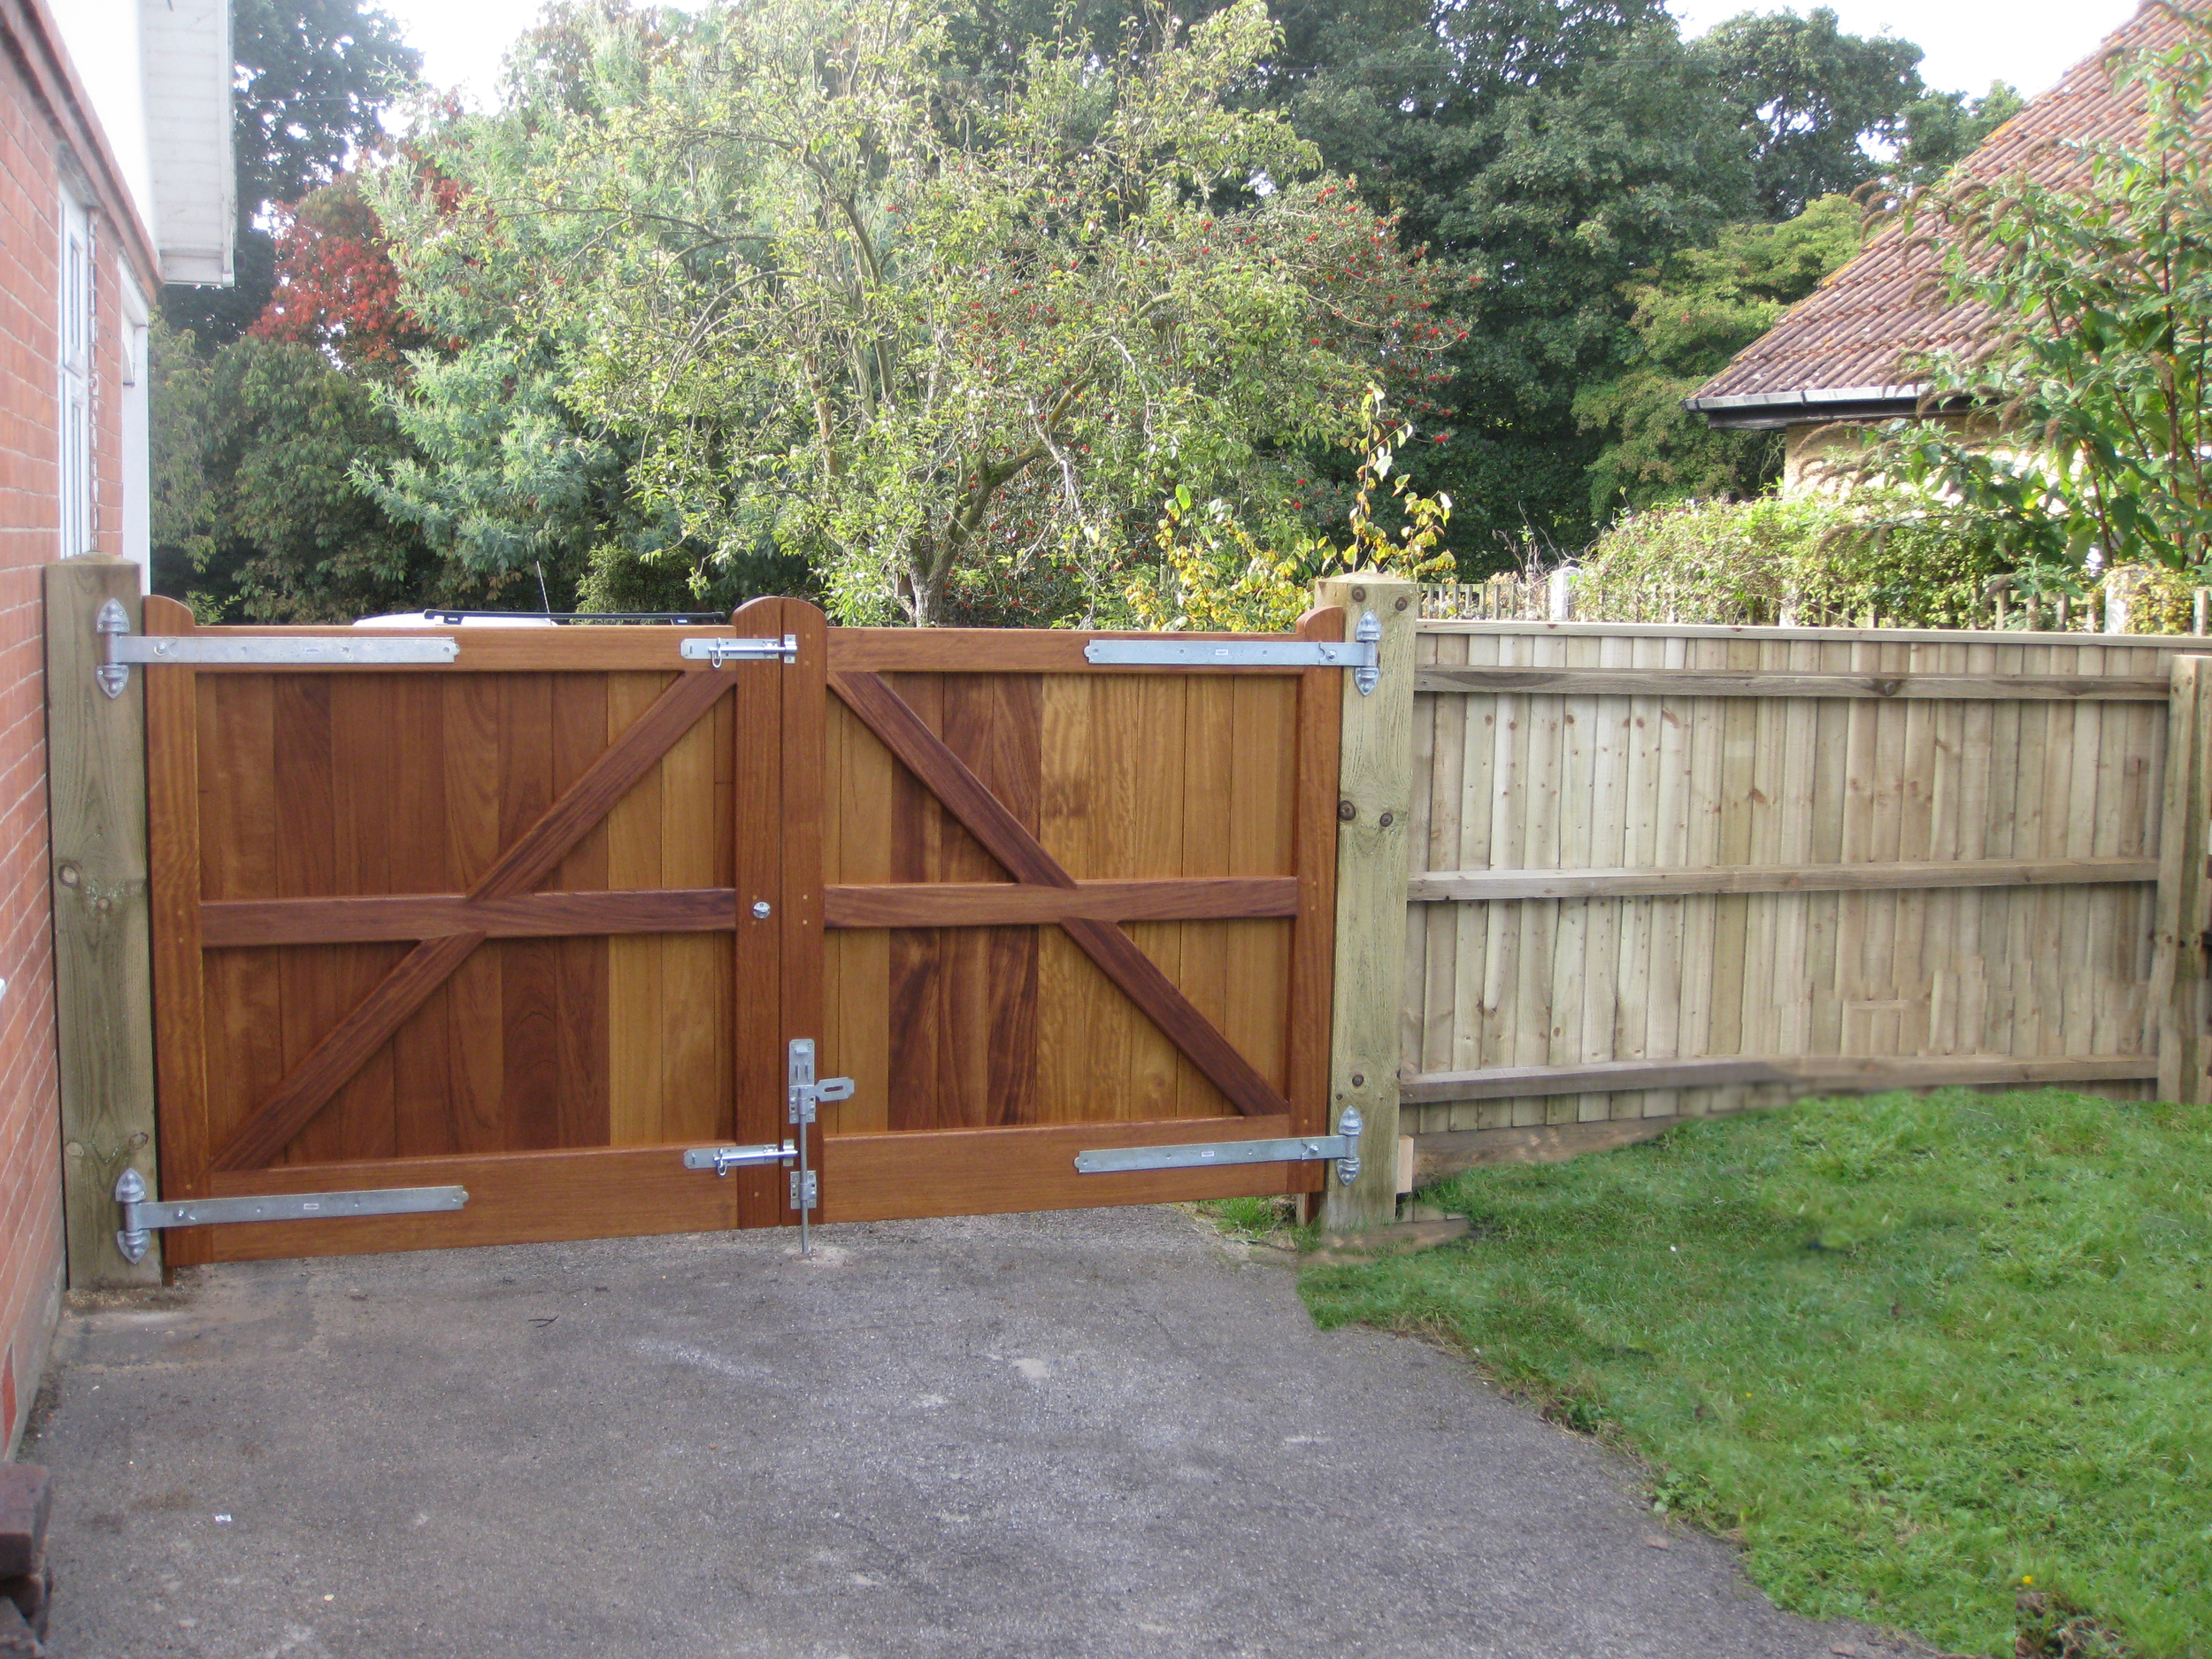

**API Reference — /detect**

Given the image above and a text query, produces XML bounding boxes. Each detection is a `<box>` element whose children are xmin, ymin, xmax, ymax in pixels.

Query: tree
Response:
<box><xmin>1131</xmin><ymin>384</ymin><xmax>1455</xmax><ymax>628</ymax></box>
<box><xmin>1573</xmin><ymin>192</ymin><xmax>1861</xmax><ymax>517</ymax></box>
<box><xmin>164</xmin><ymin>0</ymin><xmax>420</xmax><ymax>344</ymax></box>
<box><xmin>1690</xmin><ymin>7</ymin><xmax>1924</xmax><ymax>220</ymax></box>
<box><xmin>250</xmin><ymin>175</ymin><xmax>432</xmax><ymax>365</ymax></box>
<box><xmin>1893</xmin><ymin>81</ymin><xmax>2027</xmax><ymax>188</ymax></box>
<box><xmin>1285</xmin><ymin>0</ymin><xmax>1755</xmax><ymax>556</ymax></box>
<box><xmin>1861</xmin><ymin>22</ymin><xmax>2212</xmax><ymax>576</ymax></box>
<box><xmin>372</xmin><ymin>0</ymin><xmax>1455</xmax><ymax>624</ymax></box>
<box><xmin>152</xmin><ymin>170</ymin><xmax>449</xmax><ymax>622</ymax></box>
<box><xmin>150</xmin><ymin>321</ymin><xmax>442</xmax><ymax>621</ymax></box>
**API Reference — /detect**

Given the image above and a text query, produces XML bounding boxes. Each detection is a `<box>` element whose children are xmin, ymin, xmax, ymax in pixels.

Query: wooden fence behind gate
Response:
<box><xmin>1398</xmin><ymin>619</ymin><xmax>2208</xmax><ymax>1180</ymax></box>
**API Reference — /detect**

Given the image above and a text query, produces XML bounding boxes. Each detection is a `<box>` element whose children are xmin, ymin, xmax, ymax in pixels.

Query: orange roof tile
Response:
<box><xmin>1689</xmin><ymin>2</ymin><xmax>2206</xmax><ymax>419</ymax></box>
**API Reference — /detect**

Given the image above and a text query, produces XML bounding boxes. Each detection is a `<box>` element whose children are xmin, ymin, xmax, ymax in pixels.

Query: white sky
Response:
<box><xmin>369</xmin><ymin>0</ymin><xmax>2149</xmax><ymax>109</ymax></box>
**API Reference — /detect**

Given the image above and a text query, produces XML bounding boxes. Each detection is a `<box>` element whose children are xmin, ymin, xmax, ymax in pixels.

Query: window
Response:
<box><xmin>58</xmin><ymin>189</ymin><xmax>93</xmax><ymax>556</ymax></box>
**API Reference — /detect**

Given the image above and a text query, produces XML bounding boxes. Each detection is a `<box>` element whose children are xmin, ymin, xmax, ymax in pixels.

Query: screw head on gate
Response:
<box><xmin>751</xmin><ymin>901</ymin><xmax>772</xmax><ymax>919</ymax></box>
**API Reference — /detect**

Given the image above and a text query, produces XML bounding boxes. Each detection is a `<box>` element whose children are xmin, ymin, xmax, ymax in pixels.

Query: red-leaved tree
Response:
<box><xmin>251</xmin><ymin>175</ymin><xmax>430</xmax><ymax>367</ymax></box>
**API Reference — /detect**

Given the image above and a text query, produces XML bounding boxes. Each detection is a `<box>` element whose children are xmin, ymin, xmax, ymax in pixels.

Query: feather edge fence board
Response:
<box><xmin>1399</xmin><ymin>622</ymin><xmax>2194</xmax><ymax>1162</ymax></box>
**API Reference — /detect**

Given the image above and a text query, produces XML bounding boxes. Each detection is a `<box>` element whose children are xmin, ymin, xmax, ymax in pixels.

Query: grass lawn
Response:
<box><xmin>1286</xmin><ymin>1090</ymin><xmax>2212</xmax><ymax>1658</ymax></box>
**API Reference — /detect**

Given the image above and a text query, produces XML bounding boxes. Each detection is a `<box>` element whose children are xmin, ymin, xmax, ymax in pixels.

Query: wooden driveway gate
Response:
<box><xmin>131</xmin><ymin>596</ymin><xmax>1348</xmax><ymax>1260</ymax></box>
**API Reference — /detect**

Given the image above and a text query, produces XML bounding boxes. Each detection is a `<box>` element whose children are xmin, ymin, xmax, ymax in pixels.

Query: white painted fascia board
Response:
<box><xmin>138</xmin><ymin>0</ymin><xmax>235</xmax><ymax>286</ymax></box>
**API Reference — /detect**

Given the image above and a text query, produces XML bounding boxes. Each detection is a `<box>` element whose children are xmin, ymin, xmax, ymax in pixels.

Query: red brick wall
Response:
<box><xmin>0</xmin><ymin>18</ymin><xmax>132</xmax><ymax>1455</ymax></box>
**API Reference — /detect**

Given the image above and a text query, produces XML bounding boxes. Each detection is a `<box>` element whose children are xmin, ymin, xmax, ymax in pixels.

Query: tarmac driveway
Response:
<box><xmin>26</xmin><ymin>1206</ymin><xmax>1916</xmax><ymax>1658</ymax></box>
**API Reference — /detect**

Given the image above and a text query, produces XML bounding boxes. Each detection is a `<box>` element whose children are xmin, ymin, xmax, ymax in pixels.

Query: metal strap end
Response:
<box><xmin>1353</xmin><ymin>613</ymin><xmax>1383</xmax><ymax>697</ymax></box>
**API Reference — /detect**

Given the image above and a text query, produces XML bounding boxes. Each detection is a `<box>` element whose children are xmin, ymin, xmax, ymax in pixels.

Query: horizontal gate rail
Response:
<box><xmin>200</xmin><ymin>888</ymin><xmax>741</xmax><ymax>947</ymax></box>
<box><xmin>823</xmin><ymin>877</ymin><xmax>1298</xmax><ymax>928</ymax></box>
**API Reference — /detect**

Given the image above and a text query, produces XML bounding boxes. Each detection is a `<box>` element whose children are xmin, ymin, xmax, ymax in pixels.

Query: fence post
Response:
<box><xmin>2157</xmin><ymin>654</ymin><xmax>2212</xmax><ymax>1104</ymax></box>
<box><xmin>1317</xmin><ymin>572</ymin><xmax>1417</xmax><ymax>1232</ymax></box>
<box><xmin>43</xmin><ymin>560</ymin><xmax>162</xmax><ymax>1286</ymax></box>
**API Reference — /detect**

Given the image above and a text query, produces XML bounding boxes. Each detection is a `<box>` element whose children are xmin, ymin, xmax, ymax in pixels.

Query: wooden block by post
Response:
<box><xmin>1318</xmin><ymin>572</ymin><xmax>1417</xmax><ymax>1232</ymax></box>
<box><xmin>43</xmin><ymin>560</ymin><xmax>162</xmax><ymax>1286</ymax></box>
<box><xmin>2155</xmin><ymin>655</ymin><xmax>2212</xmax><ymax>1103</ymax></box>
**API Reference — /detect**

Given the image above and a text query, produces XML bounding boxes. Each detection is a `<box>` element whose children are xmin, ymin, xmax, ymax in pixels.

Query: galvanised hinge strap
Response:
<box><xmin>1074</xmin><ymin>1106</ymin><xmax>1365</xmax><ymax>1184</ymax></box>
<box><xmin>95</xmin><ymin>599</ymin><xmax>456</xmax><ymax>697</ymax></box>
<box><xmin>1082</xmin><ymin>637</ymin><xmax>1377</xmax><ymax>675</ymax></box>
<box><xmin>678</xmin><ymin>635</ymin><xmax>798</xmax><ymax>666</ymax></box>
<box><xmin>111</xmin><ymin>1168</ymin><xmax>466</xmax><ymax>1263</ymax></box>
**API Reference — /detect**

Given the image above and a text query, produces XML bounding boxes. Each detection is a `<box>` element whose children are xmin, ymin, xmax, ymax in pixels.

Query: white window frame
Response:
<box><xmin>58</xmin><ymin>188</ymin><xmax>95</xmax><ymax>557</ymax></box>
<box><xmin>118</xmin><ymin>264</ymin><xmax>150</xmax><ymax>586</ymax></box>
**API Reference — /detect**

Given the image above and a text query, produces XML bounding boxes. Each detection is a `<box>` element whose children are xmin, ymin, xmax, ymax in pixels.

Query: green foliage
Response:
<box><xmin>1300</xmin><ymin>1090</ymin><xmax>2212</xmax><ymax>1656</ymax></box>
<box><xmin>1690</xmin><ymin>7</ymin><xmax>1924</xmax><ymax>219</ymax></box>
<box><xmin>149</xmin><ymin>321</ymin><xmax>442</xmax><ymax>621</ymax></box>
<box><xmin>1130</xmin><ymin>385</ymin><xmax>1455</xmax><ymax>629</ymax></box>
<box><xmin>1862</xmin><ymin>24</ymin><xmax>2212</xmax><ymax>578</ymax></box>
<box><xmin>164</xmin><ymin>0</ymin><xmax>420</xmax><ymax>344</ymax></box>
<box><xmin>1279</xmin><ymin>0</ymin><xmax>1940</xmax><ymax>557</ymax></box>
<box><xmin>1288</xmin><ymin>0</ymin><xmax>1753</xmax><ymax>555</ymax></box>
<box><xmin>1580</xmin><ymin>491</ymin><xmax>2010</xmax><ymax>627</ymax></box>
<box><xmin>1895</xmin><ymin>81</ymin><xmax>2028</xmax><ymax>189</ymax></box>
<box><xmin>373</xmin><ymin>0</ymin><xmax>1448</xmax><ymax>624</ymax></box>
<box><xmin>1574</xmin><ymin>194</ymin><xmax>1862</xmax><ymax>516</ymax></box>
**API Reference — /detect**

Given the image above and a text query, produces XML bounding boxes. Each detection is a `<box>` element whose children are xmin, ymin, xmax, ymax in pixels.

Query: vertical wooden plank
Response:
<box><xmin>2156</xmin><ymin>656</ymin><xmax>2212</xmax><ymax>1102</ymax></box>
<box><xmin>887</xmin><ymin>674</ymin><xmax>948</xmax><ymax>1131</ymax></box>
<box><xmin>656</xmin><ymin>692</ymin><xmax>726</xmax><ymax>1146</ymax></box>
<box><xmin>822</xmin><ymin>697</ymin><xmax>891</xmax><ymax>1133</ymax></box>
<box><xmin>1448</xmin><ymin>632</ymin><xmax>1495</xmax><ymax>1090</ymax></box>
<box><xmin>390</xmin><ymin>678</ymin><xmax>456</xmax><ymax>1157</ymax></box>
<box><xmin>774</xmin><ymin>597</ymin><xmax>827</xmax><ymax>1224</ymax></box>
<box><xmin>729</xmin><ymin>599</ymin><xmax>787</xmax><ymax>1226</ymax></box>
<box><xmin>604</xmin><ymin>673</ymin><xmax>669</xmax><ymax>1145</ymax></box>
<box><xmin>272</xmin><ymin>675</ymin><xmax>349</xmax><ymax>1167</ymax></box>
<box><xmin>491</xmin><ymin>676</ymin><xmax>561</xmax><ymax>1151</ymax></box>
<box><xmin>1287</xmin><ymin>606</ymin><xmax>1344</xmax><ymax>1147</ymax></box>
<box><xmin>942</xmin><ymin>672</ymin><xmax>1045</xmax><ymax>1126</ymax></box>
<box><xmin>47</xmin><ymin>565</ymin><xmax>165</xmax><ymax>1285</ymax></box>
<box><xmin>444</xmin><ymin>674</ymin><xmax>506</xmax><ymax>1149</ymax></box>
<box><xmin>196</xmin><ymin>675</ymin><xmax>282</xmax><ymax>1184</ymax></box>
<box><xmin>326</xmin><ymin>680</ymin><xmax>399</xmax><ymax>1163</ymax></box>
<box><xmin>550</xmin><ymin>674</ymin><xmax>611</xmax><ymax>1149</ymax></box>
<box><xmin>1183</xmin><ymin>675</ymin><xmax>1242</xmax><ymax>1115</ymax></box>
<box><xmin>1409</xmin><ymin>637</ymin><xmax>1453</xmax><ymax>1079</ymax></box>
<box><xmin>1319</xmin><ymin>575</ymin><xmax>1416</xmax><ymax>1230</ymax></box>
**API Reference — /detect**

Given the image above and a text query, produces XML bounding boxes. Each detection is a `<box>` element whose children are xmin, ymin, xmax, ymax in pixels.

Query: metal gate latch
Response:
<box><xmin>681</xmin><ymin>1141</ymin><xmax>797</xmax><ymax>1177</ymax></box>
<box><xmin>1073</xmin><ymin>1106</ymin><xmax>1364</xmax><ymax>1183</ymax></box>
<box><xmin>786</xmin><ymin>1039</ymin><xmax>852</xmax><ymax>1256</ymax></box>
<box><xmin>685</xmin><ymin>1041</ymin><xmax>849</xmax><ymax>1256</ymax></box>
<box><xmin>111</xmin><ymin>1168</ymin><xmax>468</xmax><ymax>1263</ymax></box>
<box><xmin>678</xmin><ymin>634</ymin><xmax>799</xmax><ymax>667</ymax></box>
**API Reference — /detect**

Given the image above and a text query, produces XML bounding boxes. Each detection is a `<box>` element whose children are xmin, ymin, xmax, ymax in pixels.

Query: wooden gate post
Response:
<box><xmin>1317</xmin><ymin>572</ymin><xmax>1417</xmax><ymax>1231</ymax></box>
<box><xmin>2156</xmin><ymin>654</ymin><xmax>2212</xmax><ymax>1104</ymax></box>
<box><xmin>42</xmin><ymin>560</ymin><xmax>162</xmax><ymax>1286</ymax></box>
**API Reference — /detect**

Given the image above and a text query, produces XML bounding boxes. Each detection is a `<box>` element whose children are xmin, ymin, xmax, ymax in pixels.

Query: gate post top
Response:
<box><xmin>1315</xmin><ymin>572</ymin><xmax>1418</xmax><ymax>1232</ymax></box>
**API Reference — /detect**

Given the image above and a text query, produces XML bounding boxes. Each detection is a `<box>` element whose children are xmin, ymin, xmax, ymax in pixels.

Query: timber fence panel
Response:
<box><xmin>1401</xmin><ymin>621</ymin><xmax>2192</xmax><ymax>1175</ymax></box>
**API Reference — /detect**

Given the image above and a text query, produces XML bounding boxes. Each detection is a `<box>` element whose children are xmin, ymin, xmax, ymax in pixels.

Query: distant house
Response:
<box><xmin>1685</xmin><ymin>2</ymin><xmax>2200</xmax><ymax>493</ymax></box>
<box><xmin>0</xmin><ymin>0</ymin><xmax>233</xmax><ymax>1456</ymax></box>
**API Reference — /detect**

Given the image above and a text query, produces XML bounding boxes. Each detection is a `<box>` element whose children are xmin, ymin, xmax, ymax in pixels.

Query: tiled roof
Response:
<box><xmin>1689</xmin><ymin>3</ymin><xmax>2204</xmax><ymax>411</ymax></box>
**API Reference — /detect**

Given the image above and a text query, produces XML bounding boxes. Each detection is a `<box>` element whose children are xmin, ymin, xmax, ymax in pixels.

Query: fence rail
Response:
<box><xmin>1400</xmin><ymin>617</ymin><xmax>2207</xmax><ymax>1178</ymax></box>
